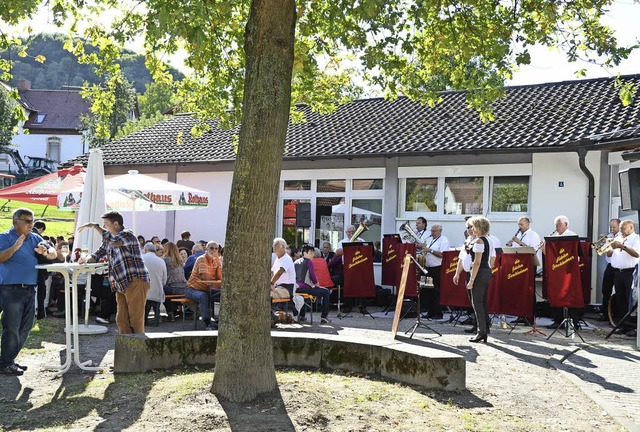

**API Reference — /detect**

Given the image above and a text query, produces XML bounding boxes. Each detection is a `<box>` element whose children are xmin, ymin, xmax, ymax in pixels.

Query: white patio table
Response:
<box><xmin>36</xmin><ymin>262</ymin><xmax>108</xmax><ymax>375</ymax></box>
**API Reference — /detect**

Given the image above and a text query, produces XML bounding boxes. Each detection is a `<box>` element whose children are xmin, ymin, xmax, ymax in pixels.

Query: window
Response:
<box><xmin>281</xmin><ymin>199</ymin><xmax>311</xmax><ymax>246</ymax></box>
<box><xmin>352</xmin><ymin>199</ymin><xmax>382</xmax><ymax>243</ymax></box>
<box><xmin>33</xmin><ymin>113</ymin><xmax>46</xmax><ymax>124</ymax></box>
<box><xmin>47</xmin><ymin>137</ymin><xmax>61</xmax><ymax>162</ymax></box>
<box><xmin>317</xmin><ymin>179</ymin><xmax>345</xmax><ymax>193</ymax></box>
<box><xmin>353</xmin><ymin>179</ymin><xmax>383</xmax><ymax>190</ymax></box>
<box><xmin>405</xmin><ymin>178</ymin><xmax>438</xmax><ymax>212</ymax></box>
<box><xmin>284</xmin><ymin>180</ymin><xmax>310</xmax><ymax>191</ymax></box>
<box><xmin>491</xmin><ymin>176</ymin><xmax>529</xmax><ymax>212</ymax></box>
<box><xmin>315</xmin><ymin>197</ymin><xmax>345</xmax><ymax>249</ymax></box>
<box><xmin>444</xmin><ymin>177</ymin><xmax>483</xmax><ymax>215</ymax></box>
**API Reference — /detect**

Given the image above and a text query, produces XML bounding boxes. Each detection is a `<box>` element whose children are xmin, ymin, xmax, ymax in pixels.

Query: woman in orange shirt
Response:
<box><xmin>186</xmin><ymin>241</ymin><xmax>222</xmax><ymax>330</ymax></box>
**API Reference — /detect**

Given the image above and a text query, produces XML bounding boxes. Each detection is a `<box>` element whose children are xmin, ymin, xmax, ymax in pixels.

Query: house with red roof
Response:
<box><xmin>1</xmin><ymin>79</ymin><xmax>90</xmax><ymax>175</ymax></box>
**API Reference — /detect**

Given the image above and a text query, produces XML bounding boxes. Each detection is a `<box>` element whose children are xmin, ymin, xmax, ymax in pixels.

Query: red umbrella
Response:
<box><xmin>0</xmin><ymin>164</ymin><xmax>85</xmax><ymax>206</ymax></box>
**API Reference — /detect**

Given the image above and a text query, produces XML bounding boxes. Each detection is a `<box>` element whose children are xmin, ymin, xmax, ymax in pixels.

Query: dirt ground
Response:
<box><xmin>0</xmin><ymin>310</ymin><xmax>633</xmax><ymax>431</ymax></box>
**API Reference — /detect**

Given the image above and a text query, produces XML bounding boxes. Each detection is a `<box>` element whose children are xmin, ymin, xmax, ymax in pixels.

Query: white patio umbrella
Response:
<box><xmin>74</xmin><ymin>149</ymin><xmax>107</xmax><ymax>253</ymax></box>
<box><xmin>331</xmin><ymin>203</ymin><xmax>382</xmax><ymax>216</ymax></box>
<box><xmin>71</xmin><ymin>148</ymin><xmax>108</xmax><ymax>335</ymax></box>
<box><xmin>58</xmin><ymin>169</ymin><xmax>209</xmax><ymax>231</ymax></box>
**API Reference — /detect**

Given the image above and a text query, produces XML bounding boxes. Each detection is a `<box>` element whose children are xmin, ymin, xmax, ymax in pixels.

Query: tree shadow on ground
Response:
<box><xmin>395</xmin><ymin>333</ymin><xmax>480</xmax><ymax>364</ymax></box>
<box><xmin>217</xmin><ymin>385</ymin><xmax>296</xmax><ymax>432</ymax></box>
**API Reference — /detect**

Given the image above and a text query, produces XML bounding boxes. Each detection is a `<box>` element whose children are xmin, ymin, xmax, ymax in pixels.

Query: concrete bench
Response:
<box><xmin>114</xmin><ymin>331</ymin><xmax>465</xmax><ymax>390</ymax></box>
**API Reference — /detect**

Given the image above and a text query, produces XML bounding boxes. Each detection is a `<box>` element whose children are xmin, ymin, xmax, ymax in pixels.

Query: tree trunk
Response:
<box><xmin>211</xmin><ymin>0</ymin><xmax>296</xmax><ymax>402</ymax></box>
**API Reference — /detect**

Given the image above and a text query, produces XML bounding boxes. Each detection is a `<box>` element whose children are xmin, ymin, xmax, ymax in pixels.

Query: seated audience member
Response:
<box><xmin>270</xmin><ymin>237</ymin><xmax>304</xmax><ymax>319</ymax></box>
<box><xmin>161</xmin><ymin>238</ymin><xmax>169</xmax><ymax>245</ymax></box>
<box><xmin>178</xmin><ymin>247</ymin><xmax>190</xmax><ymax>264</ymax></box>
<box><xmin>186</xmin><ymin>241</ymin><xmax>222</xmax><ymax>330</ymax></box>
<box><xmin>162</xmin><ymin>242</ymin><xmax>189</xmax><ymax>321</ymax></box>
<box><xmin>137</xmin><ymin>235</ymin><xmax>146</xmax><ymax>246</ymax></box>
<box><xmin>294</xmin><ymin>244</ymin><xmax>332</xmax><ymax>324</ymax></box>
<box><xmin>184</xmin><ymin>242</ymin><xmax>205</xmax><ymax>279</ymax></box>
<box><xmin>176</xmin><ymin>230</ymin><xmax>195</xmax><ymax>252</ymax></box>
<box><xmin>94</xmin><ymin>272</ymin><xmax>117</xmax><ymax>324</ymax></box>
<box><xmin>142</xmin><ymin>243</ymin><xmax>167</xmax><ymax>326</ymax></box>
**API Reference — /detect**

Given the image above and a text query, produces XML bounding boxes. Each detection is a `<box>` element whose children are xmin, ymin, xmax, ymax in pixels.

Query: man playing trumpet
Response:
<box><xmin>607</xmin><ymin>220</ymin><xmax>639</xmax><ymax>337</ymax></box>
<box><xmin>596</xmin><ymin>219</ymin><xmax>620</xmax><ymax>321</ymax></box>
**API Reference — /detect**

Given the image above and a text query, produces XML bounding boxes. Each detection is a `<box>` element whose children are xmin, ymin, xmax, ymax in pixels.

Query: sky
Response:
<box><xmin>5</xmin><ymin>0</ymin><xmax>640</xmax><ymax>89</ymax></box>
<box><xmin>508</xmin><ymin>0</ymin><xmax>640</xmax><ymax>86</ymax></box>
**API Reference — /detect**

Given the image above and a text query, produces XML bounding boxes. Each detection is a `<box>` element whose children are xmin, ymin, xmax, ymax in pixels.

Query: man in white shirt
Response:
<box><xmin>597</xmin><ymin>218</ymin><xmax>620</xmax><ymax>321</ymax></box>
<box><xmin>422</xmin><ymin>224</ymin><xmax>450</xmax><ymax>319</ymax></box>
<box><xmin>334</xmin><ymin>225</ymin><xmax>365</xmax><ymax>314</ymax></box>
<box><xmin>142</xmin><ymin>242</ymin><xmax>167</xmax><ymax>327</ymax></box>
<box><xmin>608</xmin><ymin>220</ymin><xmax>639</xmax><ymax>337</ymax></box>
<box><xmin>507</xmin><ymin>216</ymin><xmax>541</xmax><ymax>324</ymax></box>
<box><xmin>270</xmin><ymin>237</ymin><xmax>304</xmax><ymax>321</ymax></box>
<box><xmin>551</xmin><ymin>215</ymin><xmax>577</xmax><ymax>237</ymax></box>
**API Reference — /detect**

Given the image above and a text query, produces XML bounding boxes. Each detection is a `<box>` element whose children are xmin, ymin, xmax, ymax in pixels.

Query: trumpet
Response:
<box><xmin>350</xmin><ymin>221</ymin><xmax>369</xmax><ymax>242</ymax></box>
<box><xmin>400</xmin><ymin>221</ymin><xmax>423</xmax><ymax>244</ymax></box>
<box><xmin>593</xmin><ymin>233</ymin><xmax>621</xmax><ymax>255</ymax></box>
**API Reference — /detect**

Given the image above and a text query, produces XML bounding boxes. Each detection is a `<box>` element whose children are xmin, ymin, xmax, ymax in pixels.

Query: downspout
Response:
<box><xmin>577</xmin><ymin>146</ymin><xmax>595</xmax><ymax>241</ymax></box>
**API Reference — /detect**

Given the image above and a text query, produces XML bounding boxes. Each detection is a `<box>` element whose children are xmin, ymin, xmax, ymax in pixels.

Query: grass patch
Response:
<box><xmin>0</xmin><ymin>199</ymin><xmax>75</xmax><ymax>237</ymax></box>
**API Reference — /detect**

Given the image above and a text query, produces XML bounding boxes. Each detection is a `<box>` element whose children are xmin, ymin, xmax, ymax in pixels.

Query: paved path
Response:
<box><xmin>551</xmin><ymin>339</ymin><xmax>640</xmax><ymax>432</ymax></box>
<box><xmin>315</xmin><ymin>308</ymin><xmax>640</xmax><ymax>431</ymax></box>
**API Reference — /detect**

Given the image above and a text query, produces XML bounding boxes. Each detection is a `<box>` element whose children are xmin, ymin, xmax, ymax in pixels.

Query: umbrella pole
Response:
<box><xmin>40</xmin><ymin>204</ymin><xmax>49</xmax><ymax>218</ymax></box>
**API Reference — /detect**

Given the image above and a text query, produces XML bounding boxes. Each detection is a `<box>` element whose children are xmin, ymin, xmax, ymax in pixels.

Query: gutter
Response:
<box><xmin>577</xmin><ymin>146</ymin><xmax>595</xmax><ymax>241</ymax></box>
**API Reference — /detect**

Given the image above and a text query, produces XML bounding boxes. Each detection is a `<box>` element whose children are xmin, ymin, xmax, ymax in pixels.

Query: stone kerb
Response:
<box><xmin>114</xmin><ymin>331</ymin><xmax>465</xmax><ymax>390</ymax></box>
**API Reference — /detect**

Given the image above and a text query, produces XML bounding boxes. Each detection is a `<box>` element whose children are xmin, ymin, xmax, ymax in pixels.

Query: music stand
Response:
<box><xmin>501</xmin><ymin>246</ymin><xmax>544</xmax><ymax>336</ymax></box>
<box><xmin>404</xmin><ymin>255</ymin><xmax>442</xmax><ymax>339</ymax></box>
<box><xmin>543</xmin><ymin>236</ymin><xmax>584</xmax><ymax>342</ymax></box>
<box><xmin>336</xmin><ymin>284</ymin><xmax>352</xmax><ymax>319</ymax></box>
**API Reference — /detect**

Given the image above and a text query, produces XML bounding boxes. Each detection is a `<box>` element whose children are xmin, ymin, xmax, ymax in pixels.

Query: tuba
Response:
<box><xmin>400</xmin><ymin>221</ymin><xmax>423</xmax><ymax>244</ymax></box>
<box><xmin>350</xmin><ymin>221</ymin><xmax>369</xmax><ymax>242</ymax></box>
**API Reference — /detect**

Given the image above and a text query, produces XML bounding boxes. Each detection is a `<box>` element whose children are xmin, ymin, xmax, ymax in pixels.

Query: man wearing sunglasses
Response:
<box><xmin>0</xmin><ymin>208</ymin><xmax>56</xmax><ymax>375</ymax></box>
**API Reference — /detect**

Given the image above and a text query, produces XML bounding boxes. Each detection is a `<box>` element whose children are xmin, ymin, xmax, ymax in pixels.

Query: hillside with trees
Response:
<box><xmin>0</xmin><ymin>33</ymin><xmax>184</xmax><ymax>93</ymax></box>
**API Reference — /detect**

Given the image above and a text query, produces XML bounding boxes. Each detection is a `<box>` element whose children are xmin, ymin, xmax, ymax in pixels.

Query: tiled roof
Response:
<box><xmin>20</xmin><ymin>88</ymin><xmax>90</xmax><ymax>132</ymax></box>
<box><xmin>68</xmin><ymin>74</ymin><xmax>640</xmax><ymax>166</ymax></box>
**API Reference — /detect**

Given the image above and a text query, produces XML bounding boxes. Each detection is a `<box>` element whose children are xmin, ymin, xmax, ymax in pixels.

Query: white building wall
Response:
<box><xmin>10</xmin><ymin>132</ymin><xmax>85</xmax><ymax>167</ymax></box>
<box><xmin>174</xmin><ymin>171</ymin><xmax>234</xmax><ymax>245</ymax></box>
<box><xmin>531</xmin><ymin>152</ymin><xmax>601</xmax><ymax>239</ymax></box>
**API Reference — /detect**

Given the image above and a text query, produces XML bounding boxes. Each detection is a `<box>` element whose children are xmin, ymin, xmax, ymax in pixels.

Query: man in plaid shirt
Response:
<box><xmin>79</xmin><ymin>211</ymin><xmax>150</xmax><ymax>334</ymax></box>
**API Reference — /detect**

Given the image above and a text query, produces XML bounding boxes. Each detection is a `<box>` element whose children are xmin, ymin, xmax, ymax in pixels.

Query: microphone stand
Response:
<box><xmin>404</xmin><ymin>255</ymin><xmax>442</xmax><ymax>339</ymax></box>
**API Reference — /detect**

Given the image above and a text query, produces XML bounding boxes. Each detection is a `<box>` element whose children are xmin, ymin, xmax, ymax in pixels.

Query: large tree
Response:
<box><xmin>2</xmin><ymin>0</ymin><xmax>636</xmax><ymax>402</ymax></box>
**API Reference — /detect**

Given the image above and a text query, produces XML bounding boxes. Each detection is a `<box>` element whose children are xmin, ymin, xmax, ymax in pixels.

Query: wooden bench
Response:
<box><xmin>271</xmin><ymin>293</ymin><xmax>315</xmax><ymax>324</ymax></box>
<box><xmin>169</xmin><ymin>296</ymin><xmax>200</xmax><ymax>330</ymax></box>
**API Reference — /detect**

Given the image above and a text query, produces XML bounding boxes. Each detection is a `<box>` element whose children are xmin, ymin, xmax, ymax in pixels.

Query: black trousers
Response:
<box><xmin>423</xmin><ymin>266</ymin><xmax>442</xmax><ymax>317</ymax></box>
<box><xmin>613</xmin><ymin>267</ymin><xmax>635</xmax><ymax>328</ymax></box>
<box><xmin>601</xmin><ymin>263</ymin><xmax>615</xmax><ymax>311</ymax></box>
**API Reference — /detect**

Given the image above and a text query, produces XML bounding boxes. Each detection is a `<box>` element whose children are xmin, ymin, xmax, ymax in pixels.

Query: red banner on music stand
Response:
<box><xmin>395</xmin><ymin>243</ymin><xmax>417</xmax><ymax>297</ymax></box>
<box><xmin>543</xmin><ymin>239</ymin><xmax>584</xmax><ymax>308</ymax></box>
<box><xmin>382</xmin><ymin>234</ymin><xmax>401</xmax><ymax>286</ymax></box>
<box><xmin>343</xmin><ymin>242</ymin><xmax>376</xmax><ymax>298</ymax></box>
<box><xmin>487</xmin><ymin>253</ymin><xmax>502</xmax><ymax>313</ymax></box>
<box><xmin>440</xmin><ymin>250</ymin><xmax>471</xmax><ymax>308</ymax></box>
<box><xmin>579</xmin><ymin>240</ymin><xmax>592</xmax><ymax>304</ymax></box>
<box><xmin>492</xmin><ymin>253</ymin><xmax>534</xmax><ymax>317</ymax></box>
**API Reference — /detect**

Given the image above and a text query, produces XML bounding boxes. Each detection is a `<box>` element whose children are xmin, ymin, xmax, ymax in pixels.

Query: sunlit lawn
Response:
<box><xmin>0</xmin><ymin>199</ymin><xmax>75</xmax><ymax>237</ymax></box>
